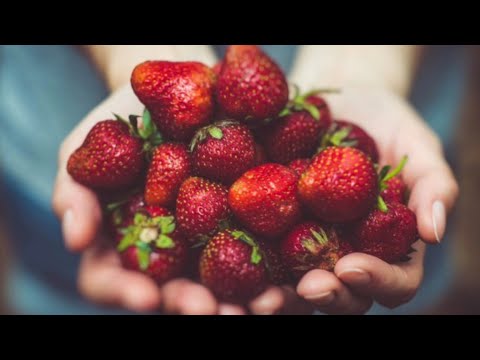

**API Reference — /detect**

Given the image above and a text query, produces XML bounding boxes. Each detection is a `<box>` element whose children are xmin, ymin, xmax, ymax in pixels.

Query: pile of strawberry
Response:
<box><xmin>67</xmin><ymin>45</ymin><xmax>419</xmax><ymax>305</ymax></box>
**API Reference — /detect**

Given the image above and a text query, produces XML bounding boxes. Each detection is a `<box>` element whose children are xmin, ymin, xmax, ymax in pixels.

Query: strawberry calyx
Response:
<box><xmin>114</xmin><ymin>109</ymin><xmax>163</xmax><ymax>160</ymax></box>
<box><xmin>317</xmin><ymin>122</ymin><xmax>358</xmax><ymax>153</ymax></box>
<box><xmin>117</xmin><ymin>213</ymin><xmax>176</xmax><ymax>270</ymax></box>
<box><xmin>302</xmin><ymin>228</ymin><xmax>329</xmax><ymax>255</ymax></box>
<box><xmin>231</xmin><ymin>229</ymin><xmax>262</xmax><ymax>265</ymax></box>
<box><xmin>189</xmin><ymin>120</ymin><xmax>238</xmax><ymax>152</ymax></box>
<box><xmin>377</xmin><ymin>156</ymin><xmax>408</xmax><ymax>213</ymax></box>
<box><xmin>279</xmin><ymin>86</ymin><xmax>339</xmax><ymax>120</ymax></box>
<box><xmin>190</xmin><ymin>218</ymin><xmax>233</xmax><ymax>249</ymax></box>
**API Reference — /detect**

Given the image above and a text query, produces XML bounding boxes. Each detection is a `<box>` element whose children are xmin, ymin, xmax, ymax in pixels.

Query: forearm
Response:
<box><xmin>84</xmin><ymin>45</ymin><xmax>217</xmax><ymax>91</ymax></box>
<box><xmin>289</xmin><ymin>45</ymin><xmax>423</xmax><ymax>97</ymax></box>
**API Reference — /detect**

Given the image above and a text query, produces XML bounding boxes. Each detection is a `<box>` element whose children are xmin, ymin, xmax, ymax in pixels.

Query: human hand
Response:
<box><xmin>52</xmin><ymin>84</ymin><xmax>312</xmax><ymax>315</ymax></box>
<box><xmin>295</xmin><ymin>87</ymin><xmax>459</xmax><ymax>314</ymax></box>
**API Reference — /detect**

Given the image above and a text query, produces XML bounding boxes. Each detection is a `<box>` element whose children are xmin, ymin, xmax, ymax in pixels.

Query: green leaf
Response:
<box><xmin>383</xmin><ymin>156</ymin><xmax>408</xmax><ymax>182</ymax></box>
<box><xmin>278</xmin><ymin>108</ymin><xmax>292</xmax><ymax>117</ymax></box>
<box><xmin>155</xmin><ymin>234</ymin><xmax>175</xmax><ymax>249</ymax></box>
<box><xmin>138</xmin><ymin>108</ymin><xmax>154</xmax><ymax>139</ymax></box>
<box><xmin>378</xmin><ymin>165</ymin><xmax>391</xmax><ymax>182</ymax></box>
<box><xmin>117</xmin><ymin>233</ymin><xmax>136</xmax><ymax>252</ymax></box>
<box><xmin>377</xmin><ymin>196</ymin><xmax>388</xmax><ymax>213</ymax></box>
<box><xmin>136</xmin><ymin>244</ymin><xmax>151</xmax><ymax>271</ymax></box>
<box><xmin>329</xmin><ymin>127</ymin><xmax>351</xmax><ymax>146</ymax></box>
<box><xmin>149</xmin><ymin>131</ymin><xmax>163</xmax><ymax>146</ymax></box>
<box><xmin>134</xmin><ymin>213</ymin><xmax>147</xmax><ymax>225</ymax></box>
<box><xmin>208</xmin><ymin>127</ymin><xmax>223</xmax><ymax>140</ymax></box>
<box><xmin>113</xmin><ymin>113</ymin><xmax>130</xmax><ymax>127</ymax></box>
<box><xmin>250</xmin><ymin>246</ymin><xmax>262</xmax><ymax>265</ymax></box>
<box><xmin>310</xmin><ymin>228</ymin><xmax>328</xmax><ymax>246</ymax></box>
<box><xmin>303</xmin><ymin>103</ymin><xmax>320</xmax><ymax>121</ymax></box>
<box><xmin>232</xmin><ymin>230</ymin><xmax>255</xmax><ymax>247</ymax></box>
<box><xmin>156</xmin><ymin>216</ymin><xmax>175</xmax><ymax>234</ymax></box>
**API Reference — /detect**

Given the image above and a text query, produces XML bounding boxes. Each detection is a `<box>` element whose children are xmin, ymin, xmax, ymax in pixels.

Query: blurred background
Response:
<box><xmin>0</xmin><ymin>45</ymin><xmax>478</xmax><ymax>315</ymax></box>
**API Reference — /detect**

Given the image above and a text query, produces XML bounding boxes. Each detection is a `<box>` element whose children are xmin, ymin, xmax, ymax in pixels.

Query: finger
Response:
<box><xmin>162</xmin><ymin>279</ymin><xmax>218</xmax><ymax>315</ymax></box>
<box><xmin>393</xmin><ymin>120</ymin><xmax>459</xmax><ymax>244</ymax></box>
<box><xmin>218</xmin><ymin>304</ymin><xmax>247</xmax><ymax>315</ymax></box>
<box><xmin>52</xmin><ymin>169</ymin><xmax>102</xmax><ymax>252</ymax></box>
<box><xmin>249</xmin><ymin>286</ymin><xmax>314</xmax><ymax>315</ymax></box>
<box><xmin>335</xmin><ymin>243</ymin><xmax>425</xmax><ymax>309</ymax></box>
<box><xmin>297</xmin><ymin>270</ymin><xmax>373</xmax><ymax>315</ymax></box>
<box><xmin>78</xmin><ymin>244</ymin><xmax>162</xmax><ymax>312</ymax></box>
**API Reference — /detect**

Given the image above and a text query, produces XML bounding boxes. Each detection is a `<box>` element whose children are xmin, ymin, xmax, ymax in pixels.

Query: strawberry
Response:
<box><xmin>259</xmin><ymin>240</ymin><xmax>291</xmax><ymax>285</ymax></box>
<box><xmin>229</xmin><ymin>163</ymin><xmax>301</xmax><ymax>238</ymax></box>
<box><xmin>190</xmin><ymin>120</ymin><xmax>256</xmax><ymax>185</ymax></box>
<box><xmin>280</xmin><ymin>222</ymin><xmax>350</xmax><ymax>279</ymax></box>
<box><xmin>213</xmin><ymin>61</ymin><xmax>223</xmax><ymax>76</ymax></box>
<box><xmin>349</xmin><ymin>202</ymin><xmax>418</xmax><ymax>263</ymax></box>
<box><xmin>199</xmin><ymin>229</ymin><xmax>268</xmax><ymax>303</ymax></box>
<box><xmin>263</xmin><ymin>91</ymin><xmax>331</xmax><ymax>164</ymax></box>
<box><xmin>176</xmin><ymin>177</ymin><xmax>230</xmax><ymax>244</ymax></box>
<box><xmin>320</xmin><ymin>120</ymin><xmax>379</xmax><ymax>163</ymax></box>
<box><xmin>131</xmin><ymin>61</ymin><xmax>216</xmax><ymax>141</ymax></box>
<box><xmin>381</xmin><ymin>177</ymin><xmax>407</xmax><ymax>204</ymax></box>
<box><xmin>67</xmin><ymin>119</ymin><xmax>145</xmax><ymax>190</ymax></box>
<box><xmin>288</xmin><ymin>158</ymin><xmax>311</xmax><ymax>177</ymax></box>
<box><xmin>216</xmin><ymin>45</ymin><xmax>289</xmax><ymax>122</ymax></box>
<box><xmin>117</xmin><ymin>209</ymin><xmax>187</xmax><ymax>284</ymax></box>
<box><xmin>144</xmin><ymin>143</ymin><xmax>191</xmax><ymax>207</ymax></box>
<box><xmin>298</xmin><ymin>147</ymin><xmax>378</xmax><ymax>223</ymax></box>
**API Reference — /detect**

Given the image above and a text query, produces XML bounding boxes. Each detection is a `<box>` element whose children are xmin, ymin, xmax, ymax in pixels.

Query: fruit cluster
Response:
<box><xmin>67</xmin><ymin>45</ymin><xmax>419</xmax><ymax>305</ymax></box>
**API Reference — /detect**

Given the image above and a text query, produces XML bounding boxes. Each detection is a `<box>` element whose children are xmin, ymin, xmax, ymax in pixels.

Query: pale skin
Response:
<box><xmin>52</xmin><ymin>45</ymin><xmax>459</xmax><ymax>314</ymax></box>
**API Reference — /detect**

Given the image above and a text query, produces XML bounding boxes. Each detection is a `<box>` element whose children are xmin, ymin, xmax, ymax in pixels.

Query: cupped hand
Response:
<box><xmin>296</xmin><ymin>87</ymin><xmax>459</xmax><ymax>314</ymax></box>
<box><xmin>52</xmin><ymin>84</ymin><xmax>312</xmax><ymax>315</ymax></box>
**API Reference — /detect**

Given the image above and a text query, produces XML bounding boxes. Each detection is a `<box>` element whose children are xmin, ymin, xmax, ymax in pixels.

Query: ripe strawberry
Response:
<box><xmin>117</xmin><ymin>210</ymin><xmax>187</xmax><ymax>284</ymax></box>
<box><xmin>288</xmin><ymin>158</ymin><xmax>311</xmax><ymax>177</ymax></box>
<box><xmin>216</xmin><ymin>45</ymin><xmax>289</xmax><ymax>122</ymax></box>
<box><xmin>229</xmin><ymin>163</ymin><xmax>301</xmax><ymax>238</ymax></box>
<box><xmin>280</xmin><ymin>222</ymin><xmax>350</xmax><ymax>279</ymax></box>
<box><xmin>176</xmin><ymin>177</ymin><xmax>230</xmax><ymax>244</ymax></box>
<box><xmin>349</xmin><ymin>202</ymin><xmax>418</xmax><ymax>263</ymax></box>
<box><xmin>131</xmin><ymin>61</ymin><xmax>216</xmax><ymax>141</ymax></box>
<box><xmin>259</xmin><ymin>241</ymin><xmax>291</xmax><ymax>285</ymax></box>
<box><xmin>320</xmin><ymin>120</ymin><xmax>379</xmax><ymax>163</ymax></box>
<box><xmin>190</xmin><ymin>120</ymin><xmax>256</xmax><ymax>185</ymax></box>
<box><xmin>67</xmin><ymin>119</ymin><xmax>145</xmax><ymax>190</ymax></box>
<box><xmin>263</xmin><ymin>91</ymin><xmax>331</xmax><ymax>164</ymax></box>
<box><xmin>213</xmin><ymin>61</ymin><xmax>223</xmax><ymax>76</ymax></box>
<box><xmin>199</xmin><ymin>229</ymin><xmax>268</xmax><ymax>303</ymax></box>
<box><xmin>298</xmin><ymin>147</ymin><xmax>378</xmax><ymax>223</ymax></box>
<box><xmin>381</xmin><ymin>177</ymin><xmax>407</xmax><ymax>204</ymax></box>
<box><xmin>144</xmin><ymin>143</ymin><xmax>191</xmax><ymax>207</ymax></box>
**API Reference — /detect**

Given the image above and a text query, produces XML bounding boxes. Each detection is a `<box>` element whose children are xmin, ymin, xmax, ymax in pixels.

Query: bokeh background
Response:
<box><xmin>0</xmin><ymin>45</ymin><xmax>478</xmax><ymax>314</ymax></box>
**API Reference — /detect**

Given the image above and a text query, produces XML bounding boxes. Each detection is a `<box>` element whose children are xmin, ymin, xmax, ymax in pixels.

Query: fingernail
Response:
<box><xmin>432</xmin><ymin>200</ymin><xmax>446</xmax><ymax>243</ymax></box>
<box><xmin>62</xmin><ymin>209</ymin><xmax>74</xmax><ymax>249</ymax></box>
<box><xmin>338</xmin><ymin>269</ymin><xmax>371</xmax><ymax>286</ymax></box>
<box><xmin>304</xmin><ymin>291</ymin><xmax>335</xmax><ymax>305</ymax></box>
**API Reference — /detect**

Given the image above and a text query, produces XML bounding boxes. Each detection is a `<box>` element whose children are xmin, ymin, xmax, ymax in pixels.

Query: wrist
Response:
<box><xmin>289</xmin><ymin>45</ymin><xmax>421</xmax><ymax>98</ymax></box>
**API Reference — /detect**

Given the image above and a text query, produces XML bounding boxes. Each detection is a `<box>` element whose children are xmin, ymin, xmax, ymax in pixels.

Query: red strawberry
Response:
<box><xmin>349</xmin><ymin>202</ymin><xmax>418</xmax><ymax>263</ymax></box>
<box><xmin>131</xmin><ymin>61</ymin><xmax>216</xmax><ymax>141</ymax></box>
<box><xmin>280</xmin><ymin>222</ymin><xmax>350</xmax><ymax>279</ymax></box>
<box><xmin>320</xmin><ymin>120</ymin><xmax>379</xmax><ymax>163</ymax></box>
<box><xmin>259</xmin><ymin>241</ymin><xmax>291</xmax><ymax>285</ymax></box>
<box><xmin>216</xmin><ymin>45</ymin><xmax>289</xmax><ymax>122</ymax></box>
<box><xmin>213</xmin><ymin>61</ymin><xmax>223</xmax><ymax>76</ymax></box>
<box><xmin>229</xmin><ymin>163</ymin><xmax>301</xmax><ymax>238</ymax></box>
<box><xmin>298</xmin><ymin>147</ymin><xmax>378</xmax><ymax>223</ymax></box>
<box><xmin>67</xmin><ymin>119</ymin><xmax>145</xmax><ymax>190</ymax></box>
<box><xmin>117</xmin><ymin>210</ymin><xmax>187</xmax><ymax>284</ymax></box>
<box><xmin>288</xmin><ymin>158</ymin><xmax>311</xmax><ymax>177</ymax></box>
<box><xmin>190</xmin><ymin>120</ymin><xmax>256</xmax><ymax>185</ymax></box>
<box><xmin>144</xmin><ymin>143</ymin><xmax>191</xmax><ymax>207</ymax></box>
<box><xmin>199</xmin><ymin>229</ymin><xmax>268</xmax><ymax>303</ymax></box>
<box><xmin>263</xmin><ymin>91</ymin><xmax>331</xmax><ymax>164</ymax></box>
<box><xmin>176</xmin><ymin>177</ymin><xmax>230</xmax><ymax>243</ymax></box>
<box><xmin>381</xmin><ymin>177</ymin><xmax>407</xmax><ymax>204</ymax></box>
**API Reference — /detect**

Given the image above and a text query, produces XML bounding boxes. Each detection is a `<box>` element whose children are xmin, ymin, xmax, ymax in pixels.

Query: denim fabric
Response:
<box><xmin>0</xmin><ymin>45</ymin><xmax>465</xmax><ymax>314</ymax></box>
